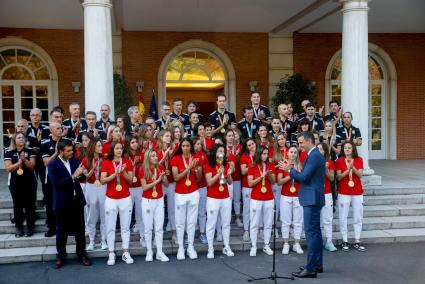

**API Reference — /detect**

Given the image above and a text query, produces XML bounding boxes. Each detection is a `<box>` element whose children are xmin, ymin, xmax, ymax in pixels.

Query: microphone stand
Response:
<box><xmin>248</xmin><ymin>200</ymin><xmax>294</xmax><ymax>283</ymax></box>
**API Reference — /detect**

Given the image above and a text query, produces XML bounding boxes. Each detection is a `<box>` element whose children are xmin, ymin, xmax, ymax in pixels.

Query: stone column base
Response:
<box><xmin>362</xmin><ymin>174</ymin><xmax>382</xmax><ymax>186</ymax></box>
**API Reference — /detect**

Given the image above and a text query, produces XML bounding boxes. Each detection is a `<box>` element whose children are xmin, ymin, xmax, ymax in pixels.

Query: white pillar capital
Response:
<box><xmin>82</xmin><ymin>0</ymin><xmax>112</xmax><ymax>8</ymax></box>
<box><xmin>339</xmin><ymin>0</ymin><xmax>370</xmax><ymax>11</ymax></box>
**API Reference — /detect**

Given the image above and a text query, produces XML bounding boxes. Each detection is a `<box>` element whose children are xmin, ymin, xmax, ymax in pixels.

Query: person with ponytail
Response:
<box><xmin>317</xmin><ymin>142</ymin><xmax>337</xmax><ymax>252</ymax></box>
<box><xmin>139</xmin><ymin>149</ymin><xmax>170</xmax><ymax>262</ymax></box>
<box><xmin>81</xmin><ymin>139</ymin><xmax>107</xmax><ymax>251</ymax></box>
<box><xmin>204</xmin><ymin>144</ymin><xmax>235</xmax><ymax>259</ymax></box>
<box><xmin>193</xmin><ymin>137</ymin><xmax>208</xmax><ymax>244</ymax></box>
<box><xmin>100</xmin><ymin>141</ymin><xmax>134</xmax><ymax>265</ymax></box>
<box><xmin>248</xmin><ymin>146</ymin><xmax>276</xmax><ymax>257</ymax></box>
<box><xmin>277</xmin><ymin>145</ymin><xmax>304</xmax><ymax>255</ymax></box>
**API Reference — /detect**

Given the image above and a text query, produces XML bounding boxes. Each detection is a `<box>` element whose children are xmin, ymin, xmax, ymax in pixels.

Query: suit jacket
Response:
<box><xmin>48</xmin><ymin>157</ymin><xmax>86</xmax><ymax>212</ymax></box>
<box><xmin>290</xmin><ymin>147</ymin><xmax>325</xmax><ymax>207</ymax></box>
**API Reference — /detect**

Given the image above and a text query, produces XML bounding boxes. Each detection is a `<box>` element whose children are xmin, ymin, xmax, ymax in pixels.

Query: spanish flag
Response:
<box><xmin>138</xmin><ymin>88</ymin><xmax>145</xmax><ymax>121</ymax></box>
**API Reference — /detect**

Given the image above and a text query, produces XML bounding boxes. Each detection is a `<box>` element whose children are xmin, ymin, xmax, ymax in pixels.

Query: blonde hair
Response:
<box><xmin>142</xmin><ymin>148</ymin><xmax>158</xmax><ymax>181</ymax></box>
<box><xmin>272</xmin><ymin>132</ymin><xmax>287</xmax><ymax>164</ymax></box>
<box><xmin>288</xmin><ymin>145</ymin><xmax>302</xmax><ymax>172</ymax></box>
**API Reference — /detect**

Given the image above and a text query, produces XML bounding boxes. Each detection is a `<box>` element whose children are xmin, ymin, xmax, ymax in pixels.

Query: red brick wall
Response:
<box><xmin>293</xmin><ymin>33</ymin><xmax>425</xmax><ymax>160</ymax></box>
<box><xmin>0</xmin><ymin>28</ymin><xmax>84</xmax><ymax>116</ymax></box>
<box><xmin>122</xmin><ymin>31</ymin><xmax>269</xmax><ymax>120</ymax></box>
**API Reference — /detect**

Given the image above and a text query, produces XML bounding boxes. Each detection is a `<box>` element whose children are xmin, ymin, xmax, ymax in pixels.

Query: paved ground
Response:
<box><xmin>0</xmin><ymin>243</ymin><xmax>424</xmax><ymax>284</ymax></box>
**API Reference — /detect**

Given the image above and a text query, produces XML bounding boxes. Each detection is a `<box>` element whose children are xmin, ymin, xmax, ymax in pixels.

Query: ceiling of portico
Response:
<box><xmin>0</xmin><ymin>0</ymin><xmax>424</xmax><ymax>33</ymax></box>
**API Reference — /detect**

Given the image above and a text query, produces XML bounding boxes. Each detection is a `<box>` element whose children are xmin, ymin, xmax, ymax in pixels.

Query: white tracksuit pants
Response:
<box><xmin>250</xmin><ymin>199</ymin><xmax>274</xmax><ymax>247</ymax></box>
<box><xmin>105</xmin><ymin>196</ymin><xmax>132</xmax><ymax>252</ymax></box>
<box><xmin>320</xmin><ymin>193</ymin><xmax>334</xmax><ymax>243</ymax></box>
<box><xmin>206</xmin><ymin>197</ymin><xmax>232</xmax><ymax>249</ymax></box>
<box><xmin>232</xmin><ymin>180</ymin><xmax>242</xmax><ymax>216</ymax></box>
<box><xmin>272</xmin><ymin>184</ymin><xmax>281</xmax><ymax>220</ymax></box>
<box><xmin>85</xmin><ymin>183</ymin><xmax>107</xmax><ymax>243</ymax></box>
<box><xmin>130</xmin><ymin>186</ymin><xmax>144</xmax><ymax>238</ymax></box>
<box><xmin>175</xmin><ymin>190</ymin><xmax>199</xmax><ymax>248</ymax></box>
<box><xmin>280</xmin><ymin>196</ymin><xmax>303</xmax><ymax>240</ymax></box>
<box><xmin>338</xmin><ymin>194</ymin><xmax>364</xmax><ymax>242</ymax></box>
<box><xmin>242</xmin><ymin>187</ymin><xmax>252</xmax><ymax>231</ymax></box>
<box><xmin>142</xmin><ymin>197</ymin><xmax>165</xmax><ymax>252</ymax></box>
<box><xmin>198</xmin><ymin>187</ymin><xmax>207</xmax><ymax>234</ymax></box>
<box><xmin>81</xmin><ymin>183</ymin><xmax>88</xmax><ymax>228</ymax></box>
<box><xmin>164</xmin><ymin>182</ymin><xmax>176</xmax><ymax>230</ymax></box>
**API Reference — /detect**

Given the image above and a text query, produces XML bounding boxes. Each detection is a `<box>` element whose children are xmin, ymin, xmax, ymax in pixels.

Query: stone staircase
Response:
<box><xmin>0</xmin><ymin>185</ymin><xmax>425</xmax><ymax>264</ymax></box>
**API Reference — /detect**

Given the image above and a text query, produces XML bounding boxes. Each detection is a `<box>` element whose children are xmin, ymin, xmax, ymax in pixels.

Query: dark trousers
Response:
<box><xmin>35</xmin><ymin>158</ymin><xmax>47</xmax><ymax>202</ymax></box>
<box><xmin>55</xmin><ymin>198</ymin><xmax>86</xmax><ymax>260</ymax></box>
<box><xmin>45</xmin><ymin>180</ymin><xmax>56</xmax><ymax>230</ymax></box>
<box><xmin>303</xmin><ymin>205</ymin><xmax>323</xmax><ymax>271</ymax></box>
<box><xmin>9</xmin><ymin>182</ymin><xmax>37</xmax><ymax>229</ymax></box>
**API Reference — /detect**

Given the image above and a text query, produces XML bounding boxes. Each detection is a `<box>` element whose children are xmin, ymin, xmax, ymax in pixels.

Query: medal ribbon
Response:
<box><xmin>246</xmin><ymin>121</ymin><xmax>253</xmax><ymax>138</ymax></box>
<box><xmin>345</xmin><ymin>158</ymin><xmax>353</xmax><ymax>183</ymax></box>
<box><xmin>182</xmin><ymin>155</ymin><xmax>191</xmax><ymax>179</ymax></box>
<box><xmin>113</xmin><ymin>158</ymin><xmax>122</xmax><ymax>185</ymax></box>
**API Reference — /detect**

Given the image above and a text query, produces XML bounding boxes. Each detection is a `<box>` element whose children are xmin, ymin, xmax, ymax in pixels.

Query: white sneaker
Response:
<box><xmin>222</xmin><ymin>246</ymin><xmax>234</xmax><ymax>257</ymax></box>
<box><xmin>282</xmin><ymin>243</ymin><xmax>290</xmax><ymax>255</ymax></box>
<box><xmin>122</xmin><ymin>251</ymin><xmax>134</xmax><ymax>264</ymax></box>
<box><xmin>156</xmin><ymin>251</ymin><xmax>169</xmax><ymax>262</ymax></box>
<box><xmin>259</xmin><ymin>229</ymin><xmax>264</xmax><ymax>240</ymax></box>
<box><xmin>86</xmin><ymin>242</ymin><xmax>95</xmax><ymax>251</ymax></box>
<box><xmin>243</xmin><ymin>231</ymin><xmax>250</xmax><ymax>242</ymax></box>
<box><xmin>100</xmin><ymin>241</ymin><xmax>108</xmax><ymax>250</ymax></box>
<box><xmin>207</xmin><ymin>248</ymin><xmax>214</xmax><ymax>259</ymax></box>
<box><xmin>139</xmin><ymin>237</ymin><xmax>146</xmax><ymax>248</ymax></box>
<box><xmin>145</xmin><ymin>250</ymin><xmax>153</xmax><ymax>262</ymax></box>
<box><xmin>236</xmin><ymin>218</ymin><xmax>243</xmax><ymax>228</ymax></box>
<box><xmin>177</xmin><ymin>247</ymin><xmax>185</xmax><ymax>260</ymax></box>
<box><xmin>107</xmin><ymin>252</ymin><xmax>115</xmax><ymax>266</ymax></box>
<box><xmin>250</xmin><ymin>247</ymin><xmax>257</xmax><ymax>257</ymax></box>
<box><xmin>216</xmin><ymin>233</ymin><xmax>223</xmax><ymax>242</ymax></box>
<box><xmin>293</xmin><ymin>243</ymin><xmax>304</xmax><ymax>254</ymax></box>
<box><xmin>187</xmin><ymin>246</ymin><xmax>198</xmax><ymax>259</ymax></box>
<box><xmin>263</xmin><ymin>245</ymin><xmax>274</xmax><ymax>256</ymax></box>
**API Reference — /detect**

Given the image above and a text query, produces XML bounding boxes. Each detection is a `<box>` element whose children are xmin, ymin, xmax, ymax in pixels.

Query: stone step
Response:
<box><xmin>0</xmin><ymin>199</ymin><xmax>44</xmax><ymax>209</ymax></box>
<box><xmin>364</xmin><ymin>186</ymin><xmax>425</xmax><ymax>196</ymax></box>
<box><xmin>2</xmin><ymin>215</ymin><xmax>425</xmax><ymax>249</ymax></box>
<box><xmin>0</xmin><ymin>209</ymin><xmax>46</xmax><ymax>221</ymax></box>
<box><xmin>333</xmin><ymin>204</ymin><xmax>425</xmax><ymax>218</ymax></box>
<box><xmin>363</xmin><ymin>194</ymin><xmax>425</xmax><ymax>206</ymax></box>
<box><xmin>2</xmin><ymin>228</ymin><xmax>425</xmax><ymax>264</ymax></box>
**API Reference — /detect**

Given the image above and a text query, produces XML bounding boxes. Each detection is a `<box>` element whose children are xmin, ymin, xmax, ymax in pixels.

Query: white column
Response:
<box><xmin>340</xmin><ymin>0</ymin><xmax>373</xmax><ymax>174</ymax></box>
<box><xmin>82</xmin><ymin>0</ymin><xmax>114</xmax><ymax>119</ymax></box>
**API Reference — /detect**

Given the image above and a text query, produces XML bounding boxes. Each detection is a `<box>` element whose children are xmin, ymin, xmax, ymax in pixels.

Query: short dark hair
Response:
<box><xmin>52</xmin><ymin>106</ymin><xmax>64</xmax><ymax>114</ymax></box>
<box><xmin>298</xmin><ymin>131</ymin><xmax>315</xmax><ymax>145</ymax></box>
<box><xmin>172</xmin><ymin>98</ymin><xmax>183</xmax><ymax>104</ymax></box>
<box><xmin>329</xmin><ymin>100</ymin><xmax>339</xmax><ymax>106</ymax></box>
<box><xmin>186</xmin><ymin>100</ymin><xmax>198</xmax><ymax>108</ymax></box>
<box><xmin>311</xmin><ymin>129</ymin><xmax>320</xmax><ymax>137</ymax></box>
<box><xmin>306</xmin><ymin>102</ymin><xmax>315</xmax><ymax>109</ymax></box>
<box><xmin>57</xmin><ymin>139</ymin><xmax>72</xmax><ymax>152</ymax></box>
<box><xmin>161</xmin><ymin>101</ymin><xmax>170</xmax><ymax>107</ymax></box>
<box><xmin>297</xmin><ymin>118</ymin><xmax>311</xmax><ymax>132</ymax></box>
<box><xmin>86</xmin><ymin>111</ymin><xmax>97</xmax><ymax>118</ymax></box>
<box><xmin>243</xmin><ymin>105</ymin><xmax>253</xmax><ymax>113</ymax></box>
<box><xmin>217</xmin><ymin>94</ymin><xmax>226</xmax><ymax>100</ymax></box>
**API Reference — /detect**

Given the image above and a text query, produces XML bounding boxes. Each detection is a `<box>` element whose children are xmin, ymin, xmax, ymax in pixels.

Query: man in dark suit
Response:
<box><xmin>47</xmin><ymin>140</ymin><xmax>91</xmax><ymax>269</ymax></box>
<box><xmin>282</xmin><ymin>131</ymin><xmax>325</xmax><ymax>278</ymax></box>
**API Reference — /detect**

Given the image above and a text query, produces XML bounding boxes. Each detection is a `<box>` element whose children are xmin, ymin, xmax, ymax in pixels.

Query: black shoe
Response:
<box><xmin>341</xmin><ymin>242</ymin><xmax>350</xmax><ymax>252</ymax></box>
<box><xmin>15</xmin><ymin>228</ymin><xmax>25</xmax><ymax>237</ymax></box>
<box><xmin>78</xmin><ymin>256</ymin><xmax>92</xmax><ymax>266</ymax></box>
<box><xmin>54</xmin><ymin>258</ymin><xmax>65</xmax><ymax>269</ymax></box>
<box><xmin>353</xmin><ymin>242</ymin><xmax>366</xmax><ymax>252</ymax></box>
<box><xmin>299</xmin><ymin>266</ymin><xmax>323</xmax><ymax>273</ymax></box>
<box><xmin>45</xmin><ymin>229</ymin><xmax>56</xmax><ymax>237</ymax></box>
<box><xmin>292</xmin><ymin>268</ymin><xmax>317</xmax><ymax>278</ymax></box>
<box><xmin>10</xmin><ymin>217</ymin><xmax>15</xmax><ymax>224</ymax></box>
<box><xmin>25</xmin><ymin>227</ymin><xmax>34</xmax><ymax>237</ymax></box>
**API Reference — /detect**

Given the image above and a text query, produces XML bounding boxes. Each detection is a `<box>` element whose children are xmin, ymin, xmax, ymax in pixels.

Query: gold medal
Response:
<box><xmin>219</xmin><ymin>185</ymin><xmax>224</xmax><ymax>192</ymax></box>
<box><xmin>261</xmin><ymin>186</ymin><xmax>267</xmax><ymax>193</ymax></box>
<box><xmin>185</xmin><ymin>179</ymin><xmax>191</xmax><ymax>186</ymax></box>
<box><xmin>290</xmin><ymin>186</ymin><xmax>296</xmax><ymax>193</ymax></box>
<box><xmin>132</xmin><ymin>176</ymin><xmax>138</xmax><ymax>183</ymax></box>
<box><xmin>95</xmin><ymin>180</ymin><xmax>101</xmax><ymax>187</ymax></box>
<box><xmin>220</xmin><ymin>128</ymin><xmax>225</xmax><ymax>133</ymax></box>
<box><xmin>348</xmin><ymin>180</ymin><xmax>355</xmax><ymax>187</ymax></box>
<box><xmin>116</xmin><ymin>184</ymin><xmax>122</xmax><ymax>191</ymax></box>
<box><xmin>17</xmin><ymin>168</ymin><xmax>24</xmax><ymax>175</ymax></box>
<box><xmin>152</xmin><ymin>191</ymin><xmax>158</xmax><ymax>198</ymax></box>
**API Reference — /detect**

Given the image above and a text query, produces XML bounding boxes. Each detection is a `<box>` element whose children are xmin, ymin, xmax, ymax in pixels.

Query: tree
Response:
<box><xmin>271</xmin><ymin>73</ymin><xmax>316</xmax><ymax>116</ymax></box>
<box><xmin>113</xmin><ymin>73</ymin><xmax>134</xmax><ymax>117</ymax></box>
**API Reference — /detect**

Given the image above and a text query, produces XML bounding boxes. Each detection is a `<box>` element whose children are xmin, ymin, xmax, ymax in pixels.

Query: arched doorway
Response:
<box><xmin>158</xmin><ymin>40</ymin><xmax>236</xmax><ymax>116</ymax></box>
<box><xmin>0</xmin><ymin>38</ymin><xmax>58</xmax><ymax>167</ymax></box>
<box><xmin>325</xmin><ymin>45</ymin><xmax>397</xmax><ymax>160</ymax></box>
